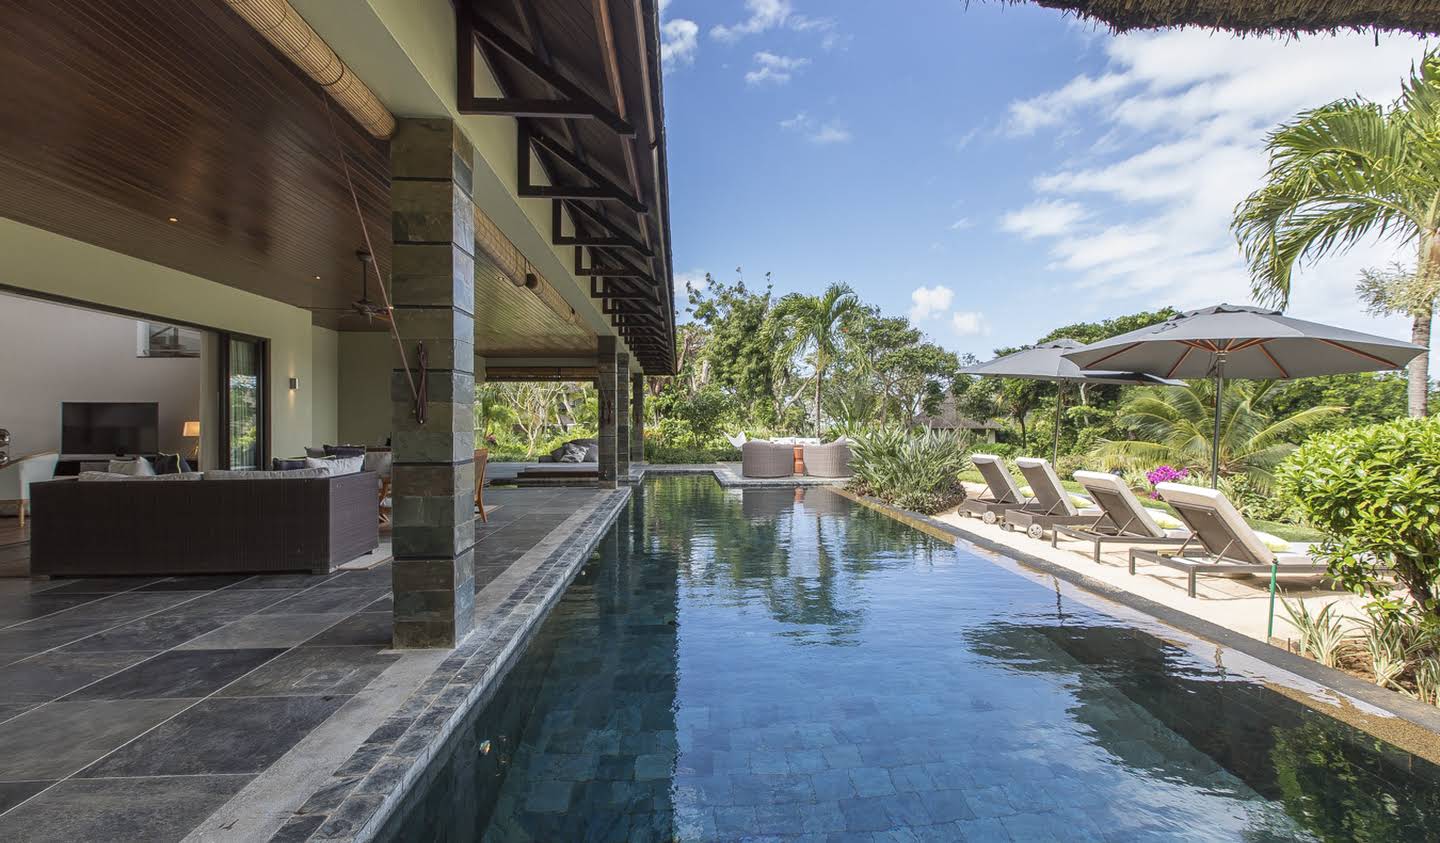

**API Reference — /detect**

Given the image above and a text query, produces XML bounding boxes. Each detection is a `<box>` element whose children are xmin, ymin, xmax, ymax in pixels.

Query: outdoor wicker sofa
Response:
<box><xmin>802</xmin><ymin>439</ymin><xmax>852</xmax><ymax>478</ymax></box>
<box><xmin>29</xmin><ymin>470</ymin><xmax>379</xmax><ymax>576</ymax></box>
<box><xmin>741</xmin><ymin>440</ymin><xmax>796</xmax><ymax>478</ymax></box>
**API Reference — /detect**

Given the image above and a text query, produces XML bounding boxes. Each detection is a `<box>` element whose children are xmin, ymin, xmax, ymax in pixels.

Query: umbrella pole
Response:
<box><xmin>1053</xmin><ymin>383</ymin><xmax>1063</xmax><ymax>465</ymax></box>
<box><xmin>1211</xmin><ymin>364</ymin><xmax>1224</xmax><ymax>489</ymax></box>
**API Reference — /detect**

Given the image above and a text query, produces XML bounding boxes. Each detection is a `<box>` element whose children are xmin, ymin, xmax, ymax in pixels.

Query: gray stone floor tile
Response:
<box><xmin>0</xmin><ymin>593</ymin><xmax>105</xmax><ymax>625</ymax></box>
<box><xmin>258</xmin><ymin>586</ymin><xmax>388</xmax><ymax>616</ymax></box>
<box><xmin>38</xmin><ymin>577</ymin><xmax>161</xmax><ymax>595</ymax></box>
<box><xmin>176</xmin><ymin>613</ymin><xmax>350</xmax><ymax>650</ymax></box>
<box><xmin>0</xmin><ymin>774</ymin><xmax>250</xmax><ymax>843</ymax></box>
<box><xmin>59</xmin><ymin>614</ymin><xmax>230</xmax><ymax>653</ymax></box>
<box><xmin>62</xmin><ymin>648</ymin><xmax>285</xmax><ymax>701</ymax></box>
<box><xmin>316</xmin><ymin>567</ymin><xmax>392</xmax><ymax>589</ymax></box>
<box><xmin>0</xmin><ymin>650</ymin><xmax>155</xmax><ymax>705</ymax></box>
<box><xmin>136</xmin><ymin>574</ymin><xmax>252</xmax><ymax>592</ymax></box>
<box><xmin>45</xmin><ymin>591</ymin><xmax>201</xmax><ymax>619</ymax></box>
<box><xmin>0</xmin><ymin>698</ymin><xmax>192</xmax><ymax>779</ymax></box>
<box><xmin>155</xmin><ymin>587</ymin><xmax>299</xmax><ymax>618</ymax></box>
<box><xmin>79</xmin><ymin>695</ymin><xmax>347</xmax><ymax>777</ymax></box>
<box><xmin>232</xmin><ymin>572</ymin><xmax>340</xmax><ymax>589</ymax></box>
<box><xmin>0</xmin><ymin>615</ymin><xmax>125</xmax><ymax>657</ymax></box>
<box><xmin>301</xmin><ymin>611</ymin><xmax>392</xmax><ymax>647</ymax></box>
<box><xmin>216</xmin><ymin>646</ymin><xmax>398</xmax><ymax>697</ymax></box>
<box><xmin>0</xmin><ymin>779</ymin><xmax>51</xmax><ymax>814</ymax></box>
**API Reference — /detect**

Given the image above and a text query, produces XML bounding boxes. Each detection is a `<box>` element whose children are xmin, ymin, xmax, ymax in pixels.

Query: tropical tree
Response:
<box><xmin>1233</xmin><ymin>51</ymin><xmax>1440</xmax><ymax>416</ymax></box>
<box><xmin>1091</xmin><ymin>380</ymin><xmax>1342</xmax><ymax>491</ymax></box>
<box><xmin>774</xmin><ymin>283</ymin><xmax>862</xmax><ymax>436</ymax></box>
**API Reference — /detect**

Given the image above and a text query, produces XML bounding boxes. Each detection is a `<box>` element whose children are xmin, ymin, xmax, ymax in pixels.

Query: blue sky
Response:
<box><xmin>659</xmin><ymin>0</ymin><xmax>1435</xmax><ymax>363</ymax></box>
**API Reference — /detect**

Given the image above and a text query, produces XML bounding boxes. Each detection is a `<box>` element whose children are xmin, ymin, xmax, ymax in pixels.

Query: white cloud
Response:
<box><xmin>711</xmin><ymin>0</ymin><xmax>839</xmax><ymax>45</ymax></box>
<box><xmin>745</xmin><ymin>51</ymin><xmax>809</xmax><ymax>85</ymax></box>
<box><xmin>908</xmin><ymin>285</ymin><xmax>954</xmax><ymax>321</ymax></box>
<box><xmin>996</xmin><ymin>30</ymin><xmax>1431</xmax><ymax>343</ymax></box>
<box><xmin>949</xmin><ymin>218</ymin><xmax>973</xmax><ymax>231</ymax></box>
<box><xmin>661</xmin><ymin>19</ymin><xmax>699</xmax><ymax>68</ymax></box>
<box><xmin>999</xmin><ymin>200</ymin><xmax>1087</xmax><ymax>239</ymax></box>
<box><xmin>779</xmin><ymin>112</ymin><xmax>851</xmax><ymax>144</ymax></box>
<box><xmin>952</xmin><ymin>311</ymin><xmax>989</xmax><ymax>337</ymax></box>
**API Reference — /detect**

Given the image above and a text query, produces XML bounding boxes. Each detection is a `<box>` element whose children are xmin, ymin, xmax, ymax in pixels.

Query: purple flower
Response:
<box><xmin>1145</xmin><ymin>465</ymin><xmax>1189</xmax><ymax>498</ymax></box>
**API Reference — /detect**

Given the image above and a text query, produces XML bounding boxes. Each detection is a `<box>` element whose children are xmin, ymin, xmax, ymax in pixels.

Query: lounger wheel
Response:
<box><xmin>1026</xmin><ymin>523</ymin><xmax>1045</xmax><ymax>540</ymax></box>
<box><xmin>982</xmin><ymin>511</ymin><xmax>998</xmax><ymax>525</ymax></box>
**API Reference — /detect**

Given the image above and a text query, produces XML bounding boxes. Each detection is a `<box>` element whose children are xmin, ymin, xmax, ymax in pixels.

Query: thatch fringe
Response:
<box><xmin>1015</xmin><ymin>0</ymin><xmax>1440</xmax><ymax>37</ymax></box>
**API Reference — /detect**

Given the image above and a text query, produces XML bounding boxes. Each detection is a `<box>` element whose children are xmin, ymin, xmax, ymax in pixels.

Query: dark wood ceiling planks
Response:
<box><xmin>0</xmin><ymin>0</ymin><xmax>391</xmax><ymax>329</ymax></box>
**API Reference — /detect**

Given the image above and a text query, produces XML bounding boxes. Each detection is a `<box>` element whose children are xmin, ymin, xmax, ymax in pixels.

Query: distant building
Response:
<box><xmin>918</xmin><ymin>397</ymin><xmax>1001</xmax><ymax>443</ymax></box>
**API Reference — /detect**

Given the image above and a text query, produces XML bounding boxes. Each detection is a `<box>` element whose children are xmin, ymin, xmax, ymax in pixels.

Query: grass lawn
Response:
<box><xmin>957</xmin><ymin>468</ymin><xmax>1324</xmax><ymax>543</ymax></box>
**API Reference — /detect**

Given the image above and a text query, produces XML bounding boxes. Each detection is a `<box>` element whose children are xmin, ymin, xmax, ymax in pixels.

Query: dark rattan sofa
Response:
<box><xmin>29</xmin><ymin>471</ymin><xmax>380</xmax><ymax>576</ymax></box>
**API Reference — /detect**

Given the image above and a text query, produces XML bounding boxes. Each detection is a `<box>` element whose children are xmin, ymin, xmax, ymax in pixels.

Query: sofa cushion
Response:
<box><xmin>324</xmin><ymin>444</ymin><xmax>366</xmax><ymax>459</ymax></box>
<box><xmin>306</xmin><ymin>456</ymin><xmax>363</xmax><ymax>476</ymax></box>
<box><xmin>361</xmin><ymin>450</ymin><xmax>392</xmax><ymax>477</ymax></box>
<box><xmin>152</xmin><ymin>453</ymin><xmax>192</xmax><ymax>475</ymax></box>
<box><xmin>205</xmin><ymin>468</ymin><xmax>332</xmax><ymax>480</ymax></box>
<box><xmin>305</xmin><ymin>446</ymin><xmax>327</xmax><ymax>459</ymax></box>
<box><xmin>108</xmin><ymin>456</ymin><xmax>155</xmax><ymax>476</ymax></box>
<box><xmin>80</xmin><ymin>471</ymin><xmax>202</xmax><ymax>482</ymax></box>
<box><xmin>272</xmin><ymin>457</ymin><xmax>309</xmax><ymax>471</ymax></box>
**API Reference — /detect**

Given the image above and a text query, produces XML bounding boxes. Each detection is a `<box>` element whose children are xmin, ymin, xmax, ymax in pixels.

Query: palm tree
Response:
<box><xmin>1091</xmin><ymin>381</ymin><xmax>1341</xmax><ymax>491</ymax></box>
<box><xmin>775</xmin><ymin>283</ymin><xmax>861</xmax><ymax>436</ymax></box>
<box><xmin>1233</xmin><ymin>51</ymin><xmax>1440</xmax><ymax>417</ymax></box>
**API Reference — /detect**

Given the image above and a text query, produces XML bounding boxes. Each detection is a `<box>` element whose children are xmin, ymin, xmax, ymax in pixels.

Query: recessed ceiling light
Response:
<box><xmin>167</xmin><ymin>217</ymin><xmax>178</xmax><ymax>223</ymax></box>
<box><xmin>313</xmin><ymin>275</ymin><xmax>321</xmax><ymax>280</ymax></box>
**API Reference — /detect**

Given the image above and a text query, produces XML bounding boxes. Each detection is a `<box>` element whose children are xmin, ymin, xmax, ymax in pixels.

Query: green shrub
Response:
<box><xmin>848</xmin><ymin>427</ymin><xmax>971</xmax><ymax>514</ymax></box>
<box><xmin>644</xmin><ymin>441</ymin><xmax>739</xmax><ymax>464</ymax></box>
<box><xmin>1279</xmin><ymin>416</ymin><xmax>1440</xmax><ymax>621</ymax></box>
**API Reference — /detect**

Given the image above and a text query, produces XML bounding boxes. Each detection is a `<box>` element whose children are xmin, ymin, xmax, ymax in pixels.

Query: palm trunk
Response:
<box><xmin>814</xmin><ymin>362</ymin><xmax>823</xmax><ymax>437</ymax></box>
<box><xmin>1410</xmin><ymin>303</ymin><xmax>1431</xmax><ymax>417</ymax></box>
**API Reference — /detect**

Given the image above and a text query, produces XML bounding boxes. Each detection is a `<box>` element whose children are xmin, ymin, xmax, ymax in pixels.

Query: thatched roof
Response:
<box><xmin>1022</xmin><ymin>0</ymin><xmax>1440</xmax><ymax>36</ymax></box>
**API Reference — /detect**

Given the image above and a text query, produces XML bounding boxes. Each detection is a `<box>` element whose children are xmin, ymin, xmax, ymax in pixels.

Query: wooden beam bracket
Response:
<box><xmin>517</xmin><ymin>123</ymin><xmax>646</xmax><ymax>213</ymax></box>
<box><xmin>461</xmin><ymin>11</ymin><xmax>634</xmax><ymax>136</ymax></box>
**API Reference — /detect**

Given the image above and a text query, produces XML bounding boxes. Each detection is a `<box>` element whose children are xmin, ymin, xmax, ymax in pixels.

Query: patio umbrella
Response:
<box><xmin>1060</xmin><ymin>304</ymin><xmax>1426</xmax><ymax>485</ymax></box>
<box><xmin>959</xmin><ymin>339</ymin><xmax>1181</xmax><ymax>464</ymax></box>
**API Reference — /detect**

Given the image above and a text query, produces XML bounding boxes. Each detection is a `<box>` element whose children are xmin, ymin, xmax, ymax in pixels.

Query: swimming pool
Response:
<box><xmin>380</xmin><ymin>476</ymin><xmax>1440</xmax><ymax>841</ymax></box>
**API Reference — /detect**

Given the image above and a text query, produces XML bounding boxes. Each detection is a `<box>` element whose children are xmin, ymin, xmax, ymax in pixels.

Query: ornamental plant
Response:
<box><xmin>848</xmin><ymin>427</ymin><xmax>971</xmax><ymax>514</ymax></box>
<box><xmin>1144</xmin><ymin>465</ymin><xmax>1189</xmax><ymax>499</ymax></box>
<box><xmin>1279</xmin><ymin>416</ymin><xmax>1440</xmax><ymax>622</ymax></box>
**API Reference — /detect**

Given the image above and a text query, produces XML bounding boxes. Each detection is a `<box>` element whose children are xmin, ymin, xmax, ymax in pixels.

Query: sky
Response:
<box><xmin>658</xmin><ymin>0</ymin><xmax>1436</xmax><ymax>365</ymax></box>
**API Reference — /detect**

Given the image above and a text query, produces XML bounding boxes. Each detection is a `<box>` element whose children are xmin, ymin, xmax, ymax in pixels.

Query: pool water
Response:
<box><xmin>381</xmin><ymin>477</ymin><xmax>1440</xmax><ymax>842</ymax></box>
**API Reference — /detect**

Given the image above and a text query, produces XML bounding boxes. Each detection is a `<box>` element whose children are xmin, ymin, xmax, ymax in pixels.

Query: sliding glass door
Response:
<box><xmin>219</xmin><ymin>335</ymin><xmax>268</xmax><ymax>470</ymax></box>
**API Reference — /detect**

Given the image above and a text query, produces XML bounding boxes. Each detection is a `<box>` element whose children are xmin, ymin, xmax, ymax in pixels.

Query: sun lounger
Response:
<box><xmin>1129</xmin><ymin>482</ymin><xmax>1328</xmax><ymax>597</ymax></box>
<box><xmin>1001</xmin><ymin>458</ymin><xmax>1111</xmax><ymax>539</ymax></box>
<box><xmin>959</xmin><ymin>454</ymin><xmax>1042</xmax><ymax>523</ymax></box>
<box><xmin>1052</xmin><ymin>471</ymin><xmax>1191</xmax><ymax>561</ymax></box>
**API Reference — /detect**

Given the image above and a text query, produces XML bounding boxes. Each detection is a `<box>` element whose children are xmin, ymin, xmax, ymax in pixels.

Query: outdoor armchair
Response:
<box><xmin>802</xmin><ymin>440</ymin><xmax>852</xmax><ymax>478</ymax></box>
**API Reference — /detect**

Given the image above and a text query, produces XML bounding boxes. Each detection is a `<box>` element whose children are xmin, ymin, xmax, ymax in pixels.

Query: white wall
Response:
<box><xmin>310</xmin><ymin>325</ymin><xmax>339</xmax><ymax>447</ymax></box>
<box><xmin>0</xmin><ymin>293</ymin><xmax>201</xmax><ymax>456</ymax></box>
<box><xmin>0</xmin><ymin>218</ymin><xmax>329</xmax><ymax>458</ymax></box>
<box><xmin>337</xmin><ymin>331</ymin><xmax>393</xmax><ymax>447</ymax></box>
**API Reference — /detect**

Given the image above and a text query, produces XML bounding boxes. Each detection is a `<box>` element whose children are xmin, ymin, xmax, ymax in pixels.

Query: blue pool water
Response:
<box><xmin>382</xmin><ymin>477</ymin><xmax>1440</xmax><ymax>842</ymax></box>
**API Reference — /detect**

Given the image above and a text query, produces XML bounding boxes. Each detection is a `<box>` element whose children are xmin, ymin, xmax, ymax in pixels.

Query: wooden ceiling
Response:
<box><xmin>474</xmin><ymin>249</ymin><xmax>593</xmax><ymax>357</ymax></box>
<box><xmin>0</xmin><ymin>0</ymin><xmax>391</xmax><ymax>329</ymax></box>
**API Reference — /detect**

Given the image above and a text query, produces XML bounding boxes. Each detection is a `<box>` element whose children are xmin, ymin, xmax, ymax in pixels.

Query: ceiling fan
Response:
<box><xmin>311</xmin><ymin>249</ymin><xmax>391</xmax><ymax>324</ymax></box>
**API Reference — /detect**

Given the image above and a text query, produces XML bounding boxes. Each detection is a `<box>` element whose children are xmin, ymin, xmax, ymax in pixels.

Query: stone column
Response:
<box><xmin>631</xmin><ymin>371</ymin><xmax>645</xmax><ymax>464</ymax></box>
<box><xmin>597</xmin><ymin>336</ymin><xmax>618</xmax><ymax>489</ymax></box>
<box><xmin>616</xmin><ymin>352</ymin><xmax>630</xmax><ymax>481</ymax></box>
<box><xmin>388</xmin><ymin>118</ymin><xmax>476</xmax><ymax>649</ymax></box>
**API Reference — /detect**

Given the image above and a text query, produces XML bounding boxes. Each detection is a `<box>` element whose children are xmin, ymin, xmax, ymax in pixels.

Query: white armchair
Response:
<box><xmin>0</xmin><ymin>451</ymin><xmax>59</xmax><ymax>528</ymax></box>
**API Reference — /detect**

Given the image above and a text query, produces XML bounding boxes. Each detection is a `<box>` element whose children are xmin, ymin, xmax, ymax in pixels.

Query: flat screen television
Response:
<box><xmin>60</xmin><ymin>402</ymin><xmax>159</xmax><ymax>459</ymax></box>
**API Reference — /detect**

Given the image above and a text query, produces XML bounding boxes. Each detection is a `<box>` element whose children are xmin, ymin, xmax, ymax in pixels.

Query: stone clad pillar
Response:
<box><xmin>597</xmin><ymin>336</ymin><xmax>618</xmax><ymax>489</ymax></box>
<box><xmin>631</xmin><ymin>371</ymin><xmax>644</xmax><ymax>464</ymax></box>
<box><xmin>388</xmin><ymin>118</ymin><xmax>476</xmax><ymax>649</ymax></box>
<box><xmin>616</xmin><ymin>352</ymin><xmax>630</xmax><ymax>481</ymax></box>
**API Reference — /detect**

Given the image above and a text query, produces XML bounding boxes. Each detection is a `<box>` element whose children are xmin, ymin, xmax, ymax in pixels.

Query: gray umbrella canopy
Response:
<box><xmin>1061</xmin><ymin>305</ymin><xmax>1425</xmax><ymax>484</ymax></box>
<box><xmin>1060</xmin><ymin>305</ymin><xmax>1424</xmax><ymax>380</ymax></box>
<box><xmin>959</xmin><ymin>339</ymin><xmax>1181</xmax><ymax>462</ymax></box>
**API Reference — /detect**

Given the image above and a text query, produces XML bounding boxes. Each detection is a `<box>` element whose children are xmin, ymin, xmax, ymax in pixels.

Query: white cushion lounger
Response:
<box><xmin>1002</xmin><ymin>458</ymin><xmax>1111</xmax><ymax>539</ymax></box>
<box><xmin>1129</xmin><ymin>482</ymin><xmax>1329</xmax><ymax>598</ymax></box>
<box><xmin>959</xmin><ymin>454</ymin><xmax>1042</xmax><ymax>524</ymax></box>
<box><xmin>1052</xmin><ymin>471</ymin><xmax>1191</xmax><ymax>561</ymax></box>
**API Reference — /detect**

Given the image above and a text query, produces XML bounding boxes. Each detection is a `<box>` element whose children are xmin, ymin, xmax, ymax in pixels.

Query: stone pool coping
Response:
<box><xmin>271</xmin><ymin>487</ymin><xmax>632</xmax><ymax>842</ymax></box>
<box><xmin>832</xmin><ymin>487</ymin><xmax>1440</xmax><ymax>744</ymax></box>
<box><xmin>637</xmin><ymin>462</ymin><xmax>847</xmax><ymax>487</ymax></box>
